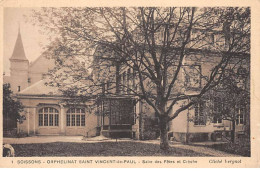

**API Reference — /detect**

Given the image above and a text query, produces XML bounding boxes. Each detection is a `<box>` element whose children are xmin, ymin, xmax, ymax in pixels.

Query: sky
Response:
<box><xmin>3</xmin><ymin>7</ymin><xmax>49</xmax><ymax>76</ymax></box>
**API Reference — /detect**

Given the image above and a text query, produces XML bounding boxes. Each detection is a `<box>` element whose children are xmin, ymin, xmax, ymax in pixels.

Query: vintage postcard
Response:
<box><xmin>0</xmin><ymin>0</ymin><xmax>259</xmax><ymax>168</ymax></box>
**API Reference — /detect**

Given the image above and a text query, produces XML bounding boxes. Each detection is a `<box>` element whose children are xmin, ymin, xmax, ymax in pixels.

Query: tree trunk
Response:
<box><xmin>159</xmin><ymin>118</ymin><xmax>169</xmax><ymax>150</ymax></box>
<box><xmin>231</xmin><ymin>120</ymin><xmax>236</xmax><ymax>143</ymax></box>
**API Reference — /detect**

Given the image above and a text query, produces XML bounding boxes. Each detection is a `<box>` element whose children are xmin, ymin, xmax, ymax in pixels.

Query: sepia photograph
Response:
<box><xmin>1</xmin><ymin>1</ymin><xmax>259</xmax><ymax>167</ymax></box>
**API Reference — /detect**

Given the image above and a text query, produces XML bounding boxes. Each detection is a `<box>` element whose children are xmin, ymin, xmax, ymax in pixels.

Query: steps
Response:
<box><xmin>101</xmin><ymin>129</ymin><xmax>132</xmax><ymax>138</ymax></box>
<box><xmin>101</xmin><ymin>125</ymin><xmax>133</xmax><ymax>138</ymax></box>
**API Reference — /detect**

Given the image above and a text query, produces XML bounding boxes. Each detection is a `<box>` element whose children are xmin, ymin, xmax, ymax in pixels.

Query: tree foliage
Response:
<box><xmin>3</xmin><ymin>83</ymin><xmax>24</xmax><ymax>129</ymax></box>
<box><xmin>205</xmin><ymin>67</ymin><xmax>250</xmax><ymax>142</ymax></box>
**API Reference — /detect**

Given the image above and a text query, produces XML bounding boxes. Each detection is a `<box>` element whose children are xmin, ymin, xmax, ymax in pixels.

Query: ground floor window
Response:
<box><xmin>38</xmin><ymin>107</ymin><xmax>59</xmax><ymax>126</ymax></box>
<box><xmin>194</xmin><ymin>102</ymin><xmax>206</xmax><ymax>126</ymax></box>
<box><xmin>236</xmin><ymin>107</ymin><xmax>245</xmax><ymax>125</ymax></box>
<box><xmin>66</xmin><ymin>108</ymin><xmax>86</xmax><ymax>127</ymax></box>
<box><xmin>211</xmin><ymin>97</ymin><xmax>223</xmax><ymax>124</ymax></box>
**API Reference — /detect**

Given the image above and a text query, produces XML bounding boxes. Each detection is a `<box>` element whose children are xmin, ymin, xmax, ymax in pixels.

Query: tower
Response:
<box><xmin>9</xmin><ymin>28</ymin><xmax>29</xmax><ymax>93</ymax></box>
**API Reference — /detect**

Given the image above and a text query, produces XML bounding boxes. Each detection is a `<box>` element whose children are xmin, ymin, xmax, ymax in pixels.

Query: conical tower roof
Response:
<box><xmin>10</xmin><ymin>28</ymin><xmax>27</xmax><ymax>61</ymax></box>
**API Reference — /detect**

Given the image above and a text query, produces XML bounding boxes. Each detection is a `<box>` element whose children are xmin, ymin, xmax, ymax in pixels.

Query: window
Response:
<box><xmin>76</xmin><ymin>115</ymin><xmax>80</xmax><ymax>126</ymax></box>
<box><xmin>38</xmin><ymin>107</ymin><xmax>59</xmax><ymax>126</ymax></box>
<box><xmin>118</xmin><ymin>74</ymin><xmax>122</xmax><ymax>93</ymax></box>
<box><xmin>212</xmin><ymin>97</ymin><xmax>223</xmax><ymax>124</ymax></box>
<box><xmin>236</xmin><ymin>66</ymin><xmax>248</xmax><ymax>89</ymax></box>
<box><xmin>236</xmin><ymin>107</ymin><xmax>245</xmax><ymax>125</ymax></box>
<box><xmin>127</xmin><ymin>68</ymin><xmax>131</xmax><ymax>93</ymax></box>
<box><xmin>183</xmin><ymin>65</ymin><xmax>201</xmax><ymax>89</ymax></box>
<box><xmin>132</xmin><ymin>69</ymin><xmax>136</xmax><ymax>91</ymax></box>
<box><xmin>81</xmin><ymin>114</ymin><xmax>85</xmax><ymax>126</ymax></box>
<box><xmin>66</xmin><ymin>108</ymin><xmax>86</xmax><ymax>127</ymax></box>
<box><xmin>55</xmin><ymin>114</ymin><xmax>59</xmax><ymax>126</ymax></box>
<box><xmin>72</xmin><ymin>114</ymin><xmax>75</xmax><ymax>126</ymax></box>
<box><xmin>202</xmin><ymin>33</ymin><xmax>215</xmax><ymax>49</ymax></box>
<box><xmin>194</xmin><ymin>102</ymin><xmax>206</xmax><ymax>125</ymax></box>
<box><xmin>108</xmin><ymin>99</ymin><xmax>135</xmax><ymax>125</ymax></box>
<box><xmin>39</xmin><ymin>114</ymin><xmax>43</xmax><ymax>126</ymax></box>
<box><xmin>122</xmin><ymin>72</ymin><xmax>126</xmax><ymax>93</ymax></box>
<box><xmin>17</xmin><ymin>86</ymin><xmax>21</xmax><ymax>92</ymax></box>
<box><xmin>49</xmin><ymin>114</ymin><xmax>53</xmax><ymax>126</ymax></box>
<box><xmin>214</xmin><ymin>34</ymin><xmax>225</xmax><ymax>47</ymax></box>
<box><xmin>66</xmin><ymin>114</ymin><xmax>70</xmax><ymax>127</ymax></box>
<box><xmin>106</xmin><ymin>81</ymin><xmax>110</xmax><ymax>92</ymax></box>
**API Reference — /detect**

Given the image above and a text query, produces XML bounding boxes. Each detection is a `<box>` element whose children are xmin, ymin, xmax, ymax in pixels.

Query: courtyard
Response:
<box><xmin>3</xmin><ymin>136</ymin><xmax>244</xmax><ymax>157</ymax></box>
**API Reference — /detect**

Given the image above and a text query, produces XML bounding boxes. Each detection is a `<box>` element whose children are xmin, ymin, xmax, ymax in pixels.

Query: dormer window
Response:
<box><xmin>18</xmin><ymin>86</ymin><xmax>21</xmax><ymax>92</ymax></box>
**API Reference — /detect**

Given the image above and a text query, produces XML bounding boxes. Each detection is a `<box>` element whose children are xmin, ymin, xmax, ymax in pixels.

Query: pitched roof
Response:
<box><xmin>18</xmin><ymin>80</ymin><xmax>61</xmax><ymax>96</ymax></box>
<box><xmin>10</xmin><ymin>29</ymin><xmax>27</xmax><ymax>61</ymax></box>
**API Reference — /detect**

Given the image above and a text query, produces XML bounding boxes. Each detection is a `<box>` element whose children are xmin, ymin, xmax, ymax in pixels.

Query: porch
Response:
<box><xmin>96</xmin><ymin>96</ymin><xmax>137</xmax><ymax>138</ymax></box>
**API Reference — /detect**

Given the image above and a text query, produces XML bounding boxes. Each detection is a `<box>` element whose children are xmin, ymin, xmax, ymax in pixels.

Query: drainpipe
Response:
<box><xmin>186</xmin><ymin>107</ymin><xmax>190</xmax><ymax>144</ymax></box>
<box><xmin>27</xmin><ymin>108</ymin><xmax>30</xmax><ymax>135</ymax></box>
<box><xmin>139</xmin><ymin>101</ymin><xmax>143</xmax><ymax>140</ymax></box>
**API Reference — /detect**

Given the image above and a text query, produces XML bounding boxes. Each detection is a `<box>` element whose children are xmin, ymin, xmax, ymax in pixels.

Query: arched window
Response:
<box><xmin>66</xmin><ymin>108</ymin><xmax>85</xmax><ymax>127</ymax></box>
<box><xmin>38</xmin><ymin>107</ymin><xmax>59</xmax><ymax>126</ymax></box>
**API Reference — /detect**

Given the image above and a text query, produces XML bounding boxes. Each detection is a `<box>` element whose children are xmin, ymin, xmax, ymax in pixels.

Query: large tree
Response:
<box><xmin>31</xmin><ymin>7</ymin><xmax>250</xmax><ymax>149</ymax></box>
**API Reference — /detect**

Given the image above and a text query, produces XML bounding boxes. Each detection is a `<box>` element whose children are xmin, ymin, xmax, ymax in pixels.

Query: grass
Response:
<box><xmin>11</xmin><ymin>141</ymin><xmax>212</xmax><ymax>157</ymax></box>
<box><xmin>205</xmin><ymin>139</ymin><xmax>251</xmax><ymax>157</ymax></box>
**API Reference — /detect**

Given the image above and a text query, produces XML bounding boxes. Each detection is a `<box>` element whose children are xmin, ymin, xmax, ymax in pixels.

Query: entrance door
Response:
<box><xmin>65</xmin><ymin>108</ymin><xmax>86</xmax><ymax>135</ymax></box>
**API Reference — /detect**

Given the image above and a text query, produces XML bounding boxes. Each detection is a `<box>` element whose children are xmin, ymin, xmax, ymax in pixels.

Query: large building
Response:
<box><xmin>3</xmin><ymin>27</ymin><xmax>250</xmax><ymax>142</ymax></box>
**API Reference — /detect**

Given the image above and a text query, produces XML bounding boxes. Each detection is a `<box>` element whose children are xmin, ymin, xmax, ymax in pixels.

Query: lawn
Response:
<box><xmin>11</xmin><ymin>141</ymin><xmax>212</xmax><ymax>157</ymax></box>
<box><xmin>205</xmin><ymin>139</ymin><xmax>251</xmax><ymax>157</ymax></box>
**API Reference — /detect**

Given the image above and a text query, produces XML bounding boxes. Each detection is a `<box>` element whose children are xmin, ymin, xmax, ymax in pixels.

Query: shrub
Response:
<box><xmin>142</xmin><ymin>116</ymin><xmax>160</xmax><ymax>140</ymax></box>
